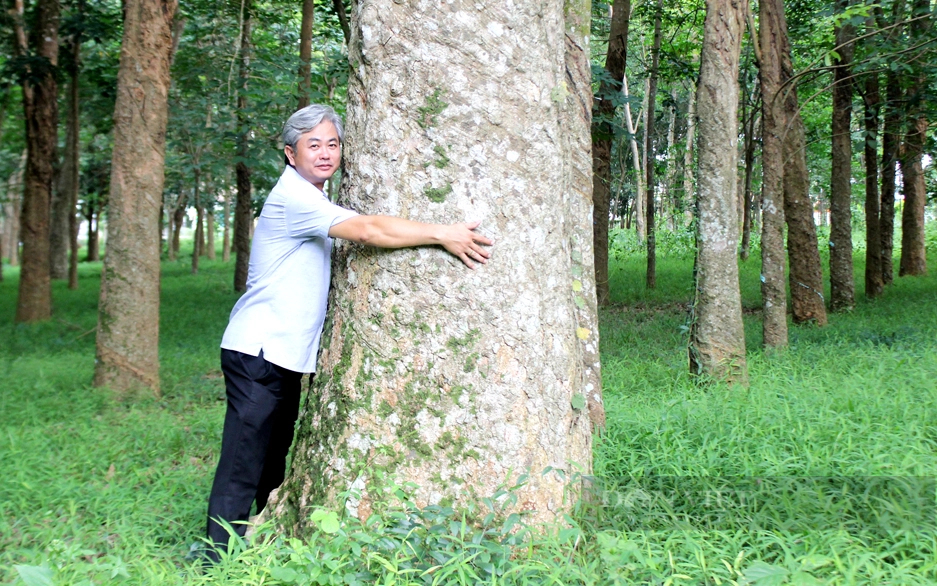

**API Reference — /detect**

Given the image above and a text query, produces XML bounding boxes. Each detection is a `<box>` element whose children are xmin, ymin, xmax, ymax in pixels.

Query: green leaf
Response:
<box><xmin>571</xmin><ymin>393</ymin><xmax>586</xmax><ymax>411</ymax></box>
<box><xmin>311</xmin><ymin>509</ymin><xmax>341</xmax><ymax>534</ymax></box>
<box><xmin>14</xmin><ymin>565</ymin><xmax>53</xmax><ymax>586</ymax></box>
<box><xmin>269</xmin><ymin>566</ymin><xmax>300</xmax><ymax>583</ymax></box>
<box><xmin>743</xmin><ymin>561</ymin><xmax>788</xmax><ymax>585</ymax></box>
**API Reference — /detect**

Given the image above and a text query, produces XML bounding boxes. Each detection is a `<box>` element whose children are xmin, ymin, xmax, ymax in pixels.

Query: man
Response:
<box><xmin>205</xmin><ymin>104</ymin><xmax>492</xmax><ymax>560</ymax></box>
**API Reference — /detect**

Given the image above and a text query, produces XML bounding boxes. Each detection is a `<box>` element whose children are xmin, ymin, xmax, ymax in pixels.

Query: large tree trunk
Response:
<box><xmin>780</xmin><ymin>23</ymin><xmax>827</xmax><ymax>325</ymax></box>
<box><xmin>297</xmin><ymin>0</ymin><xmax>314</xmax><ymax>109</ymax></box>
<box><xmin>690</xmin><ymin>0</ymin><xmax>749</xmax><ymax>382</ymax></box>
<box><xmin>897</xmin><ymin>0</ymin><xmax>930</xmax><ymax>277</ymax></box>
<box><xmin>863</xmin><ymin>64</ymin><xmax>883</xmax><ymax>298</ymax></box>
<box><xmin>758</xmin><ymin>0</ymin><xmax>789</xmax><ymax>349</ymax></box>
<box><xmin>645</xmin><ymin>0</ymin><xmax>663</xmax><ymax>289</ymax></box>
<box><xmin>233</xmin><ymin>1</ymin><xmax>253</xmax><ymax>293</ymax></box>
<box><xmin>591</xmin><ymin>0</ymin><xmax>631</xmax><ymax>306</ymax></box>
<box><xmin>15</xmin><ymin>0</ymin><xmax>59</xmax><ymax>323</ymax></box>
<box><xmin>270</xmin><ymin>0</ymin><xmax>601</xmax><ymax>532</ymax></box>
<box><xmin>93</xmin><ymin>0</ymin><xmax>177</xmax><ymax>395</ymax></box>
<box><xmin>829</xmin><ymin>2</ymin><xmax>856</xmax><ymax>311</ymax></box>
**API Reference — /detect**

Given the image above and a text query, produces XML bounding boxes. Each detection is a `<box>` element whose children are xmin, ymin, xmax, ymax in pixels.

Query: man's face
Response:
<box><xmin>284</xmin><ymin>121</ymin><xmax>341</xmax><ymax>190</ymax></box>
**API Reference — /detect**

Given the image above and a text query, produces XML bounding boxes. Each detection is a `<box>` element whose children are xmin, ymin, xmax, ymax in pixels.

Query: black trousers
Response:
<box><xmin>206</xmin><ymin>349</ymin><xmax>304</xmax><ymax>553</ymax></box>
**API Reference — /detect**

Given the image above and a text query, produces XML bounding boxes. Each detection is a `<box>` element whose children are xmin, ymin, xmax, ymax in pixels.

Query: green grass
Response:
<box><xmin>1</xmin><ymin>238</ymin><xmax>936</xmax><ymax>584</ymax></box>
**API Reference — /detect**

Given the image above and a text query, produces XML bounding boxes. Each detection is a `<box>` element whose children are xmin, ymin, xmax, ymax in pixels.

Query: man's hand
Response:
<box><xmin>328</xmin><ymin>215</ymin><xmax>493</xmax><ymax>268</ymax></box>
<box><xmin>438</xmin><ymin>221</ymin><xmax>493</xmax><ymax>269</ymax></box>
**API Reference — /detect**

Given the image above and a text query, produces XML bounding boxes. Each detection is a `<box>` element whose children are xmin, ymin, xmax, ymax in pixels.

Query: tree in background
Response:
<box><xmin>591</xmin><ymin>0</ymin><xmax>630</xmax><ymax>306</ymax></box>
<box><xmin>828</xmin><ymin>0</ymin><xmax>856</xmax><ymax>311</ymax></box>
<box><xmin>689</xmin><ymin>0</ymin><xmax>748</xmax><ymax>382</ymax></box>
<box><xmin>233</xmin><ymin>0</ymin><xmax>252</xmax><ymax>292</ymax></box>
<box><xmin>644</xmin><ymin>0</ymin><xmax>662</xmax><ymax>289</ymax></box>
<box><xmin>13</xmin><ymin>0</ymin><xmax>59</xmax><ymax>323</ymax></box>
<box><xmin>93</xmin><ymin>0</ymin><xmax>177</xmax><ymax>394</ymax></box>
<box><xmin>898</xmin><ymin>0</ymin><xmax>931</xmax><ymax>277</ymax></box>
<box><xmin>270</xmin><ymin>0</ymin><xmax>602</xmax><ymax>530</ymax></box>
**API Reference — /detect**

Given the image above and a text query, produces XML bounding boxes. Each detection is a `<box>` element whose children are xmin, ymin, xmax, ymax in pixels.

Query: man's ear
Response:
<box><xmin>284</xmin><ymin>145</ymin><xmax>296</xmax><ymax>166</ymax></box>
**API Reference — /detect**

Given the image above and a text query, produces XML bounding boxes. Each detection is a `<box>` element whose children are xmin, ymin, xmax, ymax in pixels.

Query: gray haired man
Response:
<box><xmin>205</xmin><ymin>104</ymin><xmax>491</xmax><ymax>560</ymax></box>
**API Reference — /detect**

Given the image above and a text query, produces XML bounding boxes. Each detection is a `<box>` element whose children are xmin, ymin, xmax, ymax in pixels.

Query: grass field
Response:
<box><xmin>1</xmin><ymin>238</ymin><xmax>935</xmax><ymax>585</ymax></box>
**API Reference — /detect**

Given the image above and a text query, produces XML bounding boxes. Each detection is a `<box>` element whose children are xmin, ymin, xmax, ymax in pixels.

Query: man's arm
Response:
<box><xmin>328</xmin><ymin>215</ymin><xmax>493</xmax><ymax>268</ymax></box>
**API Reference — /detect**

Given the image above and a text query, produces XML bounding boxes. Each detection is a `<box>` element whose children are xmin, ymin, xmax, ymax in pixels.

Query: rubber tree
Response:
<box><xmin>269</xmin><ymin>0</ymin><xmax>603</xmax><ymax>531</ymax></box>
<box><xmin>688</xmin><ymin>0</ymin><xmax>749</xmax><ymax>383</ymax></box>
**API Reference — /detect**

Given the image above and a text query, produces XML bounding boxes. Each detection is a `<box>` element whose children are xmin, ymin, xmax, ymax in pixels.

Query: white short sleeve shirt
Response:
<box><xmin>220</xmin><ymin>165</ymin><xmax>357</xmax><ymax>373</ymax></box>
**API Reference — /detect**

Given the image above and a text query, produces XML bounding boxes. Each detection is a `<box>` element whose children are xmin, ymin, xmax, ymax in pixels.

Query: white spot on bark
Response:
<box><xmin>506</xmin><ymin>151</ymin><xmax>520</xmax><ymax>162</ymax></box>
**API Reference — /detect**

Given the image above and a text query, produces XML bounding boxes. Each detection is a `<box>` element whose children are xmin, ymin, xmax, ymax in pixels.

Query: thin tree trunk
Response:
<box><xmin>86</xmin><ymin>204</ymin><xmax>100</xmax><ymax>261</ymax></box>
<box><xmin>222</xmin><ymin>191</ymin><xmax>231</xmax><ymax>262</ymax></box>
<box><xmin>94</xmin><ymin>0</ymin><xmax>177</xmax><ymax>395</ymax></box>
<box><xmin>206</xmin><ymin>202</ymin><xmax>216</xmax><ymax>260</ymax></box>
<box><xmin>3</xmin><ymin>152</ymin><xmax>26</xmax><ymax>267</ymax></box>
<box><xmin>192</xmin><ymin>176</ymin><xmax>202</xmax><ymax>275</ymax></box>
<box><xmin>64</xmin><ymin>21</ymin><xmax>82</xmax><ymax>289</ymax></box>
<box><xmin>664</xmin><ymin>101</ymin><xmax>677</xmax><ymax>229</ymax></box>
<box><xmin>683</xmin><ymin>83</ymin><xmax>696</xmax><ymax>226</ymax></box>
<box><xmin>690</xmin><ymin>0</ymin><xmax>749</xmax><ymax>382</ymax></box>
<box><xmin>780</xmin><ymin>28</ymin><xmax>827</xmax><ymax>324</ymax></box>
<box><xmin>880</xmin><ymin>70</ymin><xmax>900</xmax><ymax>284</ymax></box>
<box><xmin>740</xmin><ymin>108</ymin><xmax>758</xmax><ymax>261</ymax></box>
<box><xmin>233</xmin><ymin>1</ymin><xmax>253</xmax><ymax>293</ymax></box>
<box><xmin>330</xmin><ymin>0</ymin><xmax>350</xmax><ymax>46</ymax></box>
<box><xmin>758</xmin><ymin>0</ymin><xmax>789</xmax><ymax>348</ymax></box>
<box><xmin>15</xmin><ymin>0</ymin><xmax>59</xmax><ymax>323</ymax></box>
<box><xmin>897</xmin><ymin>0</ymin><xmax>930</xmax><ymax>277</ymax></box>
<box><xmin>591</xmin><ymin>0</ymin><xmax>631</xmax><ymax>306</ymax></box>
<box><xmin>297</xmin><ymin>0</ymin><xmax>314</xmax><ymax>109</ymax></box>
<box><xmin>645</xmin><ymin>0</ymin><xmax>663</xmax><ymax>290</ymax></box>
<box><xmin>829</xmin><ymin>0</ymin><xmax>856</xmax><ymax>311</ymax></box>
<box><xmin>622</xmin><ymin>74</ymin><xmax>645</xmax><ymax>242</ymax></box>
<box><xmin>269</xmin><ymin>0</ymin><xmax>601</xmax><ymax>531</ymax></box>
<box><xmin>171</xmin><ymin>195</ymin><xmax>185</xmax><ymax>259</ymax></box>
<box><xmin>863</xmin><ymin>65</ymin><xmax>883</xmax><ymax>298</ymax></box>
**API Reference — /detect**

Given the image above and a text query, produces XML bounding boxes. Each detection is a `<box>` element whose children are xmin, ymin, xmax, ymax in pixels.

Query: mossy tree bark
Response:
<box><xmin>689</xmin><ymin>0</ymin><xmax>749</xmax><ymax>382</ymax></box>
<box><xmin>758</xmin><ymin>0</ymin><xmax>789</xmax><ymax>349</ymax></box>
<box><xmin>592</xmin><ymin>0</ymin><xmax>630</xmax><ymax>306</ymax></box>
<box><xmin>829</xmin><ymin>0</ymin><xmax>856</xmax><ymax>311</ymax></box>
<box><xmin>93</xmin><ymin>0</ymin><xmax>177</xmax><ymax>394</ymax></box>
<box><xmin>271</xmin><ymin>0</ymin><xmax>602</xmax><ymax>531</ymax></box>
<box><xmin>14</xmin><ymin>0</ymin><xmax>59</xmax><ymax>323</ymax></box>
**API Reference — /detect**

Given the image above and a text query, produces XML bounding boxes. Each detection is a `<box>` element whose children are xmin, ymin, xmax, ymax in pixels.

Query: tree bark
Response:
<box><xmin>93</xmin><ymin>0</ymin><xmax>177</xmax><ymax>395</ymax></box>
<box><xmin>829</xmin><ymin>1</ymin><xmax>856</xmax><ymax>311</ymax></box>
<box><xmin>690</xmin><ymin>0</ymin><xmax>749</xmax><ymax>381</ymax></box>
<box><xmin>269</xmin><ymin>0</ymin><xmax>601</xmax><ymax>532</ymax></box>
<box><xmin>170</xmin><ymin>194</ymin><xmax>185</xmax><ymax>260</ymax></box>
<box><xmin>85</xmin><ymin>203</ymin><xmax>99</xmax><ymax>261</ymax></box>
<box><xmin>779</xmin><ymin>17</ymin><xmax>827</xmax><ymax>324</ymax></box>
<box><xmin>297</xmin><ymin>0</ymin><xmax>314</xmax><ymax>109</ymax></box>
<box><xmin>206</xmin><ymin>201</ymin><xmax>216</xmax><ymax>260</ymax></box>
<box><xmin>646</xmin><ymin>0</ymin><xmax>663</xmax><ymax>289</ymax></box>
<box><xmin>739</xmin><ymin>107</ymin><xmax>757</xmax><ymax>261</ymax></box>
<box><xmin>758</xmin><ymin>0</ymin><xmax>789</xmax><ymax>348</ymax></box>
<box><xmin>683</xmin><ymin>83</ymin><xmax>696</xmax><ymax>225</ymax></box>
<box><xmin>15</xmin><ymin>0</ymin><xmax>59</xmax><ymax>323</ymax></box>
<box><xmin>233</xmin><ymin>1</ymin><xmax>253</xmax><ymax>293</ymax></box>
<box><xmin>880</xmin><ymin>70</ymin><xmax>899</xmax><ymax>284</ymax></box>
<box><xmin>897</xmin><ymin>0</ymin><xmax>930</xmax><ymax>277</ymax></box>
<box><xmin>192</xmin><ymin>175</ymin><xmax>202</xmax><ymax>275</ymax></box>
<box><xmin>862</xmin><ymin>64</ymin><xmax>883</xmax><ymax>298</ymax></box>
<box><xmin>591</xmin><ymin>0</ymin><xmax>630</xmax><ymax>306</ymax></box>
